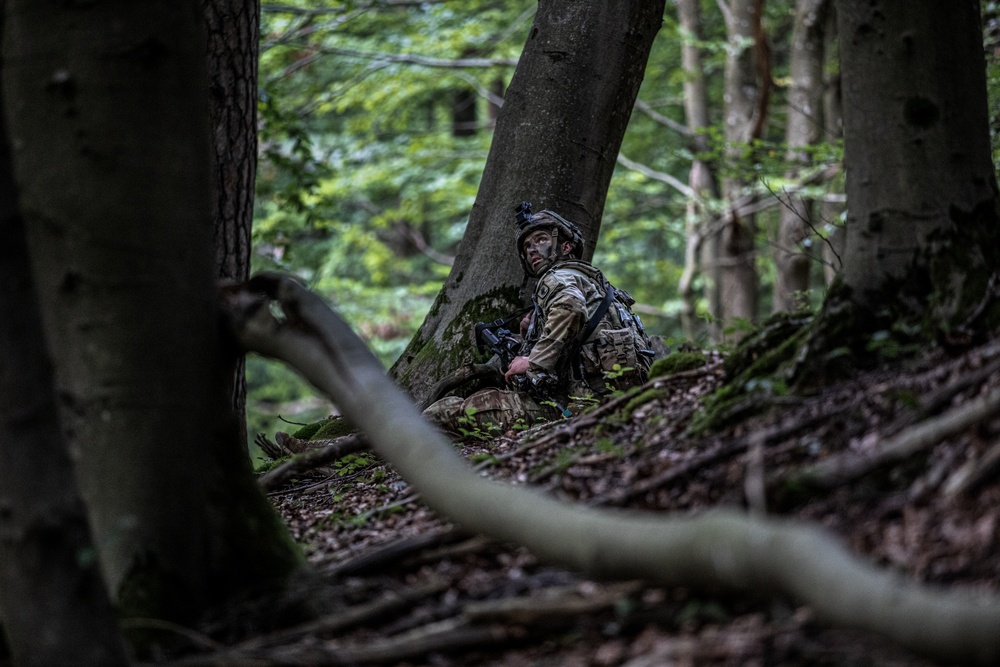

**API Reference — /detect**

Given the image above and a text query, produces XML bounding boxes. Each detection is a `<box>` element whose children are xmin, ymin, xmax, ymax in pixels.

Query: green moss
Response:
<box><xmin>724</xmin><ymin>310</ymin><xmax>813</xmax><ymax>378</ymax></box>
<box><xmin>689</xmin><ymin>315</ymin><xmax>811</xmax><ymax>435</ymax></box>
<box><xmin>649</xmin><ymin>351</ymin><xmax>706</xmax><ymax>379</ymax></box>
<box><xmin>291</xmin><ymin>421</ymin><xmax>323</xmax><ymax>440</ymax></box>
<box><xmin>396</xmin><ymin>284</ymin><xmax>523</xmax><ymax>396</ymax></box>
<box><xmin>254</xmin><ymin>455</ymin><xmax>292</xmax><ymax>474</ymax></box>
<box><xmin>312</xmin><ymin>416</ymin><xmax>358</xmax><ymax>440</ymax></box>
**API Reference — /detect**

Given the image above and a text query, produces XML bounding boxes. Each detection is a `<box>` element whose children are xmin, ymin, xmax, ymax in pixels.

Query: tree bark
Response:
<box><xmin>772</xmin><ymin>0</ymin><xmax>829</xmax><ymax>313</ymax></box>
<box><xmin>0</xmin><ymin>27</ymin><xmax>129</xmax><ymax>661</ymax></box>
<box><xmin>676</xmin><ymin>0</ymin><xmax>721</xmax><ymax>341</ymax></box>
<box><xmin>203</xmin><ymin>0</ymin><xmax>259</xmax><ymax>449</ymax></box>
<box><xmin>717</xmin><ymin>0</ymin><xmax>767</xmax><ymax>334</ymax></box>
<box><xmin>391</xmin><ymin>0</ymin><xmax>665</xmax><ymax>403</ymax></box>
<box><xmin>833</xmin><ymin>0</ymin><xmax>1000</xmax><ymax>325</ymax></box>
<box><xmin>2</xmin><ymin>0</ymin><xmax>302</xmax><ymax>620</ymax></box>
<box><xmin>232</xmin><ymin>273</ymin><xmax>1000</xmax><ymax>667</ymax></box>
<box><xmin>820</xmin><ymin>4</ymin><xmax>844</xmax><ymax>286</ymax></box>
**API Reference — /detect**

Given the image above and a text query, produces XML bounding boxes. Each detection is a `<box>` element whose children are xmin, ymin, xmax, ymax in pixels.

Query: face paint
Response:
<box><xmin>523</xmin><ymin>230</ymin><xmax>555</xmax><ymax>275</ymax></box>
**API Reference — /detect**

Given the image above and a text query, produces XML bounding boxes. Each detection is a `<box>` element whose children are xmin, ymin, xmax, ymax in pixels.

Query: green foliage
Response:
<box><xmin>246</xmin><ymin>0</ymin><xmax>1000</xmax><ymax>448</ymax></box>
<box><xmin>984</xmin><ymin>2</ymin><xmax>1000</xmax><ymax>170</ymax></box>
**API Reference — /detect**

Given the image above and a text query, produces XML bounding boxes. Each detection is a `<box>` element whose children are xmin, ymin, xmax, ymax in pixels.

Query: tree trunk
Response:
<box><xmin>392</xmin><ymin>0</ymin><xmax>665</xmax><ymax>402</ymax></box>
<box><xmin>717</xmin><ymin>0</ymin><xmax>767</xmax><ymax>334</ymax></box>
<box><xmin>820</xmin><ymin>3</ymin><xmax>844</xmax><ymax>286</ymax></box>
<box><xmin>203</xmin><ymin>0</ymin><xmax>259</xmax><ymax>449</ymax></box>
<box><xmin>2</xmin><ymin>0</ymin><xmax>302</xmax><ymax>621</ymax></box>
<box><xmin>798</xmin><ymin>0</ymin><xmax>1000</xmax><ymax>381</ymax></box>
<box><xmin>772</xmin><ymin>0</ymin><xmax>829</xmax><ymax>313</ymax></box>
<box><xmin>833</xmin><ymin>0</ymin><xmax>999</xmax><ymax>325</ymax></box>
<box><xmin>0</xmin><ymin>35</ymin><xmax>129</xmax><ymax>663</ymax></box>
<box><xmin>676</xmin><ymin>0</ymin><xmax>721</xmax><ymax>341</ymax></box>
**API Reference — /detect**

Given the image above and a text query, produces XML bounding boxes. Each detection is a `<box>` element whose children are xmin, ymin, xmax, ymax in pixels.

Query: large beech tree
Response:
<box><xmin>800</xmin><ymin>0</ymin><xmax>1000</xmax><ymax>374</ymax></box>
<box><xmin>391</xmin><ymin>0</ymin><xmax>666</xmax><ymax>402</ymax></box>
<box><xmin>0</xmin><ymin>0</ymin><xmax>302</xmax><ymax>620</ymax></box>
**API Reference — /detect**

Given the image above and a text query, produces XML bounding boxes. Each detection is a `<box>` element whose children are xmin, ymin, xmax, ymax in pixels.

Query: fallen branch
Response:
<box><xmin>258</xmin><ymin>434</ymin><xmax>367</xmax><ymax>490</ymax></box>
<box><xmin>775</xmin><ymin>385</ymin><xmax>1000</xmax><ymax>493</ymax></box>
<box><xmin>463</xmin><ymin>581</ymin><xmax>643</xmax><ymax>625</ymax></box>
<box><xmin>321</xmin><ymin>527</ymin><xmax>469</xmax><ymax>577</ymax></box>
<box><xmin>224</xmin><ymin>581</ymin><xmax>448</xmax><ymax>654</ymax></box>
<box><xmin>942</xmin><ymin>439</ymin><xmax>1000</xmax><ymax>497</ymax></box>
<box><xmin>227</xmin><ymin>273</ymin><xmax>1000</xmax><ymax>666</ymax></box>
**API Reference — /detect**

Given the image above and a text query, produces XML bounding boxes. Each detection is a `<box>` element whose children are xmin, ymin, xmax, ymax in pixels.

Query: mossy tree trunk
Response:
<box><xmin>1</xmin><ymin>0</ymin><xmax>302</xmax><ymax>621</ymax></box>
<box><xmin>391</xmin><ymin>0</ymin><xmax>665</xmax><ymax>403</ymax></box>
<box><xmin>802</xmin><ymin>0</ymin><xmax>1000</xmax><ymax>376</ymax></box>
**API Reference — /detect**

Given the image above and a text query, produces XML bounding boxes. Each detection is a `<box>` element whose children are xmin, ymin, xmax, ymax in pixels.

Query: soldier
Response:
<box><xmin>423</xmin><ymin>204</ymin><xmax>654</xmax><ymax>437</ymax></box>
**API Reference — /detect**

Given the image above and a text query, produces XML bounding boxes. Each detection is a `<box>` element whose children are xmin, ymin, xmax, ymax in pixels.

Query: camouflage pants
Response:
<box><xmin>422</xmin><ymin>387</ymin><xmax>555</xmax><ymax>437</ymax></box>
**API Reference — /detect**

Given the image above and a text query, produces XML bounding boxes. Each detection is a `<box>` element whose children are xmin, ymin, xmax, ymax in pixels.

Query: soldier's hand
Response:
<box><xmin>504</xmin><ymin>355</ymin><xmax>531</xmax><ymax>382</ymax></box>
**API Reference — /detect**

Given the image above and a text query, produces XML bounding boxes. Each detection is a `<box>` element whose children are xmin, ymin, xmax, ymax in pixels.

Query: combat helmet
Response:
<box><xmin>513</xmin><ymin>202</ymin><xmax>584</xmax><ymax>276</ymax></box>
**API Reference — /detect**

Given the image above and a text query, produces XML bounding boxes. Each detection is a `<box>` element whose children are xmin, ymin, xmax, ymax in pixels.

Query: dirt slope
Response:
<box><xmin>203</xmin><ymin>340</ymin><xmax>1000</xmax><ymax>666</ymax></box>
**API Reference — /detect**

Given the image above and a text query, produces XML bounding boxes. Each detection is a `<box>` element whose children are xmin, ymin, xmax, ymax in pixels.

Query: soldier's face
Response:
<box><xmin>523</xmin><ymin>230</ymin><xmax>554</xmax><ymax>275</ymax></box>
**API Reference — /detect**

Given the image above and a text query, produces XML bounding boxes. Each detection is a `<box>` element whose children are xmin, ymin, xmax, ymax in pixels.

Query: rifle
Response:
<box><xmin>474</xmin><ymin>316</ymin><xmax>572</xmax><ymax>418</ymax></box>
<box><xmin>474</xmin><ymin>320</ymin><xmax>521</xmax><ymax>373</ymax></box>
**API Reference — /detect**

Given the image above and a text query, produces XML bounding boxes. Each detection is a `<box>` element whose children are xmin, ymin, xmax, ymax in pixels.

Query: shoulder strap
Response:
<box><xmin>575</xmin><ymin>285</ymin><xmax>615</xmax><ymax>346</ymax></box>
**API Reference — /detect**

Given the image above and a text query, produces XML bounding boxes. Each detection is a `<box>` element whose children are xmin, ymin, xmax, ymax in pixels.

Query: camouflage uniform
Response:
<box><xmin>423</xmin><ymin>259</ymin><xmax>652</xmax><ymax>436</ymax></box>
<box><xmin>423</xmin><ymin>206</ymin><xmax>652</xmax><ymax>437</ymax></box>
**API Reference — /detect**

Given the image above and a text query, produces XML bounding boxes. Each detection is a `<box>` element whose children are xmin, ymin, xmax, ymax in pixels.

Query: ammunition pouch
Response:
<box><xmin>577</xmin><ymin>327</ymin><xmax>650</xmax><ymax>393</ymax></box>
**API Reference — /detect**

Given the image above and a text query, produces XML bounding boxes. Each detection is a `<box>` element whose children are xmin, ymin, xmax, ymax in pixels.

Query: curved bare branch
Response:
<box><xmin>227</xmin><ymin>273</ymin><xmax>1000</xmax><ymax>666</ymax></box>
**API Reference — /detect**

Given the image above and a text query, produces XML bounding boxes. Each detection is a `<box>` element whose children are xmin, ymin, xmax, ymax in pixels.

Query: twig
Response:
<box><xmin>321</xmin><ymin>527</ymin><xmax>469</xmax><ymax>577</ymax></box>
<box><xmin>596</xmin><ymin>405</ymin><xmax>833</xmax><ymax>507</ymax></box>
<box><xmin>260</xmin><ymin>618</ymin><xmax>523</xmax><ymax>665</ymax></box>
<box><xmin>524</xmin><ymin>362</ymin><xmax>725</xmax><ymax>455</ymax></box>
<box><xmin>776</xmin><ymin>385</ymin><xmax>1000</xmax><ymax>493</ymax></box>
<box><xmin>120</xmin><ymin>618</ymin><xmax>222</xmax><ymax>652</ymax></box>
<box><xmin>232</xmin><ymin>581</ymin><xmax>448</xmax><ymax>652</ymax></box>
<box><xmin>258</xmin><ymin>435</ymin><xmax>367</xmax><ymax>490</ymax></box>
<box><xmin>942</xmin><ymin>440</ymin><xmax>1000</xmax><ymax>497</ymax></box>
<box><xmin>463</xmin><ymin>580</ymin><xmax>643</xmax><ymax>624</ymax></box>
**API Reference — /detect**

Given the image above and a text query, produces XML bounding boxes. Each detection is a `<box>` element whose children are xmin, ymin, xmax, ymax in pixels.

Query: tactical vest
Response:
<box><xmin>525</xmin><ymin>260</ymin><xmax>654</xmax><ymax>396</ymax></box>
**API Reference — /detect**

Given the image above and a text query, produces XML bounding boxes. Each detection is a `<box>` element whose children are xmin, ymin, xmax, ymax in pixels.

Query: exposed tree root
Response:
<box><xmin>224</xmin><ymin>273</ymin><xmax>1000</xmax><ymax>666</ymax></box>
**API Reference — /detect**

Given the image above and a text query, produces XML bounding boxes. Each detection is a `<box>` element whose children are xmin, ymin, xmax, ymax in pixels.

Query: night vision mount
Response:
<box><xmin>514</xmin><ymin>201</ymin><xmax>533</xmax><ymax>230</ymax></box>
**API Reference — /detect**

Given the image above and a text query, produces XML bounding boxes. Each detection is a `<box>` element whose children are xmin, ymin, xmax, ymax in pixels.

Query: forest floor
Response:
<box><xmin>200</xmin><ymin>337</ymin><xmax>999</xmax><ymax>666</ymax></box>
